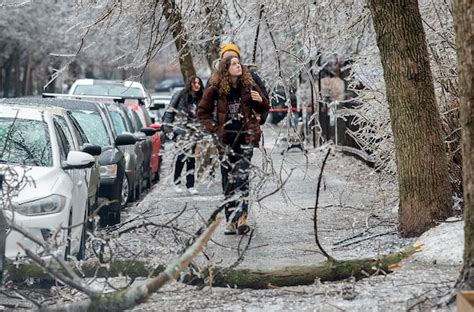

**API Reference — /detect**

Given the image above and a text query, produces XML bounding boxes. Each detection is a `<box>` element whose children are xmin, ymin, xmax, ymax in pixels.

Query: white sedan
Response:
<box><xmin>0</xmin><ymin>105</ymin><xmax>95</xmax><ymax>260</ymax></box>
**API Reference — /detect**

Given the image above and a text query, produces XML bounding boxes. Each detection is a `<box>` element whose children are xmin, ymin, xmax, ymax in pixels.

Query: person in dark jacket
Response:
<box><xmin>198</xmin><ymin>55</ymin><xmax>269</xmax><ymax>235</ymax></box>
<box><xmin>206</xmin><ymin>43</ymin><xmax>269</xmax><ymax>121</ymax></box>
<box><xmin>163</xmin><ymin>75</ymin><xmax>204</xmax><ymax>195</ymax></box>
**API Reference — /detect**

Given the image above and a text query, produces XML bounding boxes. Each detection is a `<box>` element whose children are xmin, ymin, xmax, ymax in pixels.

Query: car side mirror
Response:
<box><xmin>63</xmin><ymin>151</ymin><xmax>95</xmax><ymax>170</ymax></box>
<box><xmin>140</xmin><ymin>127</ymin><xmax>157</xmax><ymax>136</ymax></box>
<box><xmin>150</xmin><ymin>123</ymin><xmax>161</xmax><ymax>131</ymax></box>
<box><xmin>115</xmin><ymin>133</ymin><xmax>136</xmax><ymax>146</ymax></box>
<box><xmin>81</xmin><ymin>144</ymin><xmax>102</xmax><ymax>156</ymax></box>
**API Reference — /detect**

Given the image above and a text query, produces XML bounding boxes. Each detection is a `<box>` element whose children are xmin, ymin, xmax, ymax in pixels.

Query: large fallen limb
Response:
<box><xmin>212</xmin><ymin>244</ymin><xmax>420</xmax><ymax>289</ymax></box>
<box><xmin>8</xmin><ymin>244</ymin><xmax>421</xmax><ymax>289</ymax></box>
<box><xmin>40</xmin><ymin>218</ymin><xmax>221</xmax><ymax>311</ymax></box>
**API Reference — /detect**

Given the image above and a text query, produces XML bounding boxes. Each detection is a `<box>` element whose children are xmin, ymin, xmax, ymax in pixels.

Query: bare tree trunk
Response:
<box><xmin>201</xmin><ymin>0</ymin><xmax>223</xmax><ymax>68</ymax></box>
<box><xmin>3</xmin><ymin>57</ymin><xmax>13</xmax><ymax>97</ymax></box>
<box><xmin>161</xmin><ymin>0</ymin><xmax>196</xmax><ymax>82</ymax></box>
<box><xmin>367</xmin><ymin>0</ymin><xmax>452</xmax><ymax>237</ymax></box>
<box><xmin>23</xmin><ymin>52</ymin><xmax>32</xmax><ymax>96</ymax></box>
<box><xmin>14</xmin><ymin>51</ymin><xmax>21</xmax><ymax>97</ymax></box>
<box><xmin>454</xmin><ymin>0</ymin><xmax>474</xmax><ymax>290</ymax></box>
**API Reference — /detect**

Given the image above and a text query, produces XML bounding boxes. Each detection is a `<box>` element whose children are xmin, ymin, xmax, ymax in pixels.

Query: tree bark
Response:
<box><xmin>3</xmin><ymin>57</ymin><xmax>13</xmax><ymax>97</ymax></box>
<box><xmin>13</xmin><ymin>50</ymin><xmax>21</xmax><ymax>97</ymax></box>
<box><xmin>367</xmin><ymin>0</ymin><xmax>452</xmax><ymax>237</ymax></box>
<box><xmin>23</xmin><ymin>52</ymin><xmax>32</xmax><ymax>96</ymax></box>
<box><xmin>201</xmin><ymin>0</ymin><xmax>223</xmax><ymax>68</ymax></box>
<box><xmin>454</xmin><ymin>0</ymin><xmax>474</xmax><ymax>289</ymax></box>
<box><xmin>161</xmin><ymin>0</ymin><xmax>196</xmax><ymax>82</ymax></box>
<box><xmin>6</xmin><ymin>244</ymin><xmax>420</xmax><ymax>289</ymax></box>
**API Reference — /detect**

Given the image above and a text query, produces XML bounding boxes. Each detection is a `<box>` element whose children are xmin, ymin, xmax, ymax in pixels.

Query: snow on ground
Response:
<box><xmin>0</xmin><ymin>125</ymin><xmax>464</xmax><ymax>311</ymax></box>
<box><xmin>122</xmin><ymin>125</ymin><xmax>462</xmax><ymax>311</ymax></box>
<box><xmin>414</xmin><ymin>218</ymin><xmax>463</xmax><ymax>266</ymax></box>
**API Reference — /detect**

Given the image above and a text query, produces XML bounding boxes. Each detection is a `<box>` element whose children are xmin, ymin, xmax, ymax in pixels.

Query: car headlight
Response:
<box><xmin>14</xmin><ymin>194</ymin><xmax>67</xmax><ymax>216</ymax></box>
<box><xmin>100</xmin><ymin>164</ymin><xmax>117</xmax><ymax>178</ymax></box>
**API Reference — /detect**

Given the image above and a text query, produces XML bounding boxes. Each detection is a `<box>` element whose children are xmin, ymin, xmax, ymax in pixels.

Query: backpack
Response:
<box><xmin>249</xmin><ymin>69</ymin><xmax>269</xmax><ymax>125</ymax></box>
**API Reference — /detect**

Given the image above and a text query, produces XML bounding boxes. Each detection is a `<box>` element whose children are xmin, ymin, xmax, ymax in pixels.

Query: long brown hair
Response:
<box><xmin>183</xmin><ymin>75</ymin><xmax>204</xmax><ymax>99</ymax></box>
<box><xmin>209</xmin><ymin>56</ymin><xmax>254</xmax><ymax>95</ymax></box>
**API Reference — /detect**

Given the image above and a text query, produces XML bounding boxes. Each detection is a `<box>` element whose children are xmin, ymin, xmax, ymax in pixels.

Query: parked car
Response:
<box><xmin>149</xmin><ymin>94</ymin><xmax>172</xmax><ymax>122</ymax></box>
<box><xmin>1</xmin><ymin>98</ymin><xmax>102</xmax><ymax>220</ymax></box>
<box><xmin>0</xmin><ymin>104</ymin><xmax>95</xmax><ymax>260</ymax></box>
<box><xmin>40</xmin><ymin>96</ymin><xmax>136</xmax><ymax>226</ymax></box>
<box><xmin>103</xmin><ymin>101</ymin><xmax>153</xmax><ymax>202</ymax></box>
<box><xmin>68</xmin><ymin>79</ymin><xmax>153</xmax><ymax>108</ymax></box>
<box><xmin>123</xmin><ymin>99</ymin><xmax>161</xmax><ymax>183</ymax></box>
<box><xmin>154</xmin><ymin>78</ymin><xmax>184</xmax><ymax>93</ymax></box>
<box><xmin>59</xmin><ymin>90</ymin><xmax>160</xmax><ymax>187</ymax></box>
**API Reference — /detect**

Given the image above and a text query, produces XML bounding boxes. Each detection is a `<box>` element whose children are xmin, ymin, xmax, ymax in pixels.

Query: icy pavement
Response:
<box><xmin>0</xmin><ymin>125</ymin><xmax>462</xmax><ymax>311</ymax></box>
<box><xmin>117</xmin><ymin>125</ymin><xmax>461</xmax><ymax>311</ymax></box>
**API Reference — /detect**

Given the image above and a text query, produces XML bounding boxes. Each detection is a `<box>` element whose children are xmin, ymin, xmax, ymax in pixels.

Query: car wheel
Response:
<box><xmin>135</xmin><ymin>177</ymin><xmax>142</xmax><ymax>201</ymax></box>
<box><xmin>121</xmin><ymin>175</ymin><xmax>130</xmax><ymax>208</ymax></box>
<box><xmin>99</xmin><ymin>177</ymin><xmax>122</xmax><ymax>227</ymax></box>
<box><xmin>146</xmin><ymin>173</ymin><xmax>152</xmax><ymax>189</ymax></box>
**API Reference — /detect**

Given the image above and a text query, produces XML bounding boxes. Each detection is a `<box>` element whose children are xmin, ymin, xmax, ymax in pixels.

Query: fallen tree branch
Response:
<box><xmin>313</xmin><ymin>148</ymin><xmax>335</xmax><ymax>262</ymax></box>
<box><xmin>40</xmin><ymin>217</ymin><xmax>222</xmax><ymax>311</ymax></box>
<box><xmin>7</xmin><ymin>244</ymin><xmax>422</xmax><ymax>290</ymax></box>
<box><xmin>332</xmin><ymin>231</ymin><xmax>398</xmax><ymax>249</ymax></box>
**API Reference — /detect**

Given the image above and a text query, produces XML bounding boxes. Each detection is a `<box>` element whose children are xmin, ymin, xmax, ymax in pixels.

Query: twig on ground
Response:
<box><xmin>332</xmin><ymin>231</ymin><xmax>398</xmax><ymax>249</ymax></box>
<box><xmin>333</xmin><ymin>219</ymin><xmax>392</xmax><ymax>246</ymax></box>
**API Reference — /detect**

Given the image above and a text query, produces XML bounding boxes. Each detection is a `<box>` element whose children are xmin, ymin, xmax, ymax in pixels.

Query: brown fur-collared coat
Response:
<box><xmin>198</xmin><ymin>84</ymin><xmax>269</xmax><ymax>146</ymax></box>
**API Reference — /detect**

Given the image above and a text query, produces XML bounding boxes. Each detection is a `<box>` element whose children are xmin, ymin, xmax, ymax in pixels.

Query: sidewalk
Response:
<box><xmin>119</xmin><ymin>124</ymin><xmax>460</xmax><ymax>311</ymax></box>
<box><xmin>121</xmin><ymin>125</ymin><xmax>411</xmax><ymax>269</ymax></box>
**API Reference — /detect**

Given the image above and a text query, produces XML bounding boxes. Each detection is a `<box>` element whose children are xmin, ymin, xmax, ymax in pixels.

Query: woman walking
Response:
<box><xmin>198</xmin><ymin>56</ymin><xmax>269</xmax><ymax>234</ymax></box>
<box><xmin>163</xmin><ymin>75</ymin><xmax>204</xmax><ymax>195</ymax></box>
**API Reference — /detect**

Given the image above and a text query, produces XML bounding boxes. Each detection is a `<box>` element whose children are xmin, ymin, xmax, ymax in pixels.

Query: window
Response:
<box><xmin>67</xmin><ymin>113</ymin><xmax>89</xmax><ymax>146</ymax></box>
<box><xmin>110</xmin><ymin>111</ymin><xmax>127</xmax><ymax>135</ymax></box>
<box><xmin>70</xmin><ymin>110</ymin><xmax>111</xmax><ymax>146</ymax></box>
<box><xmin>0</xmin><ymin>118</ymin><xmax>52</xmax><ymax>166</ymax></box>
<box><xmin>55</xmin><ymin>116</ymin><xmax>76</xmax><ymax>150</ymax></box>
<box><xmin>54</xmin><ymin>120</ymin><xmax>70</xmax><ymax>162</ymax></box>
<box><xmin>73</xmin><ymin>85</ymin><xmax>143</xmax><ymax>97</ymax></box>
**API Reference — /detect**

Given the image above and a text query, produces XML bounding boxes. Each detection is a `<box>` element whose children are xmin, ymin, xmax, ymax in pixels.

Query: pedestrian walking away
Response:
<box><xmin>163</xmin><ymin>75</ymin><xmax>204</xmax><ymax>195</ymax></box>
<box><xmin>198</xmin><ymin>55</ymin><xmax>269</xmax><ymax>235</ymax></box>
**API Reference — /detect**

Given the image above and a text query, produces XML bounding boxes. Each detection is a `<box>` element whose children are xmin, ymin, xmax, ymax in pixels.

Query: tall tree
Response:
<box><xmin>161</xmin><ymin>0</ymin><xmax>196</xmax><ymax>82</ymax></box>
<box><xmin>454</xmin><ymin>0</ymin><xmax>473</xmax><ymax>289</ymax></box>
<box><xmin>367</xmin><ymin>0</ymin><xmax>452</xmax><ymax>237</ymax></box>
<box><xmin>201</xmin><ymin>0</ymin><xmax>224</xmax><ymax>68</ymax></box>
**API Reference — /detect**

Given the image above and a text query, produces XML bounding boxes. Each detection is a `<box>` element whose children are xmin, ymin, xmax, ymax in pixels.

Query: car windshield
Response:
<box><xmin>73</xmin><ymin>85</ymin><xmax>143</xmax><ymax>97</ymax></box>
<box><xmin>109</xmin><ymin>111</ymin><xmax>127</xmax><ymax>135</ymax></box>
<box><xmin>0</xmin><ymin>118</ymin><xmax>52</xmax><ymax>166</ymax></box>
<box><xmin>70</xmin><ymin>110</ymin><xmax>112</xmax><ymax>146</ymax></box>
